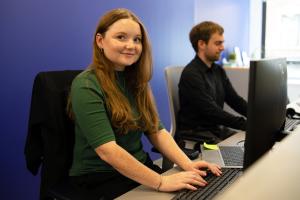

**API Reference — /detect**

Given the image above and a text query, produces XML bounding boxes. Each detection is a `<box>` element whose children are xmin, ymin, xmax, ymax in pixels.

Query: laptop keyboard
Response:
<box><xmin>219</xmin><ymin>146</ymin><xmax>244</xmax><ymax>167</ymax></box>
<box><xmin>284</xmin><ymin>117</ymin><xmax>300</xmax><ymax>131</ymax></box>
<box><xmin>172</xmin><ymin>168</ymin><xmax>242</xmax><ymax>200</ymax></box>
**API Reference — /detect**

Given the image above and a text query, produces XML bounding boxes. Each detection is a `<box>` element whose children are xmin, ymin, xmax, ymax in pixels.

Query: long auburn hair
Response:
<box><xmin>86</xmin><ymin>8</ymin><xmax>159</xmax><ymax>134</ymax></box>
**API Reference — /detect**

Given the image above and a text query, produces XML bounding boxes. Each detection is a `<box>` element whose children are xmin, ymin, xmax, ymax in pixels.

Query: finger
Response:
<box><xmin>193</xmin><ymin>169</ymin><xmax>207</xmax><ymax>176</ymax></box>
<box><xmin>211</xmin><ymin>167</ymin><xmax>222</xmax><ymax>176</ymax></box>
<box><xmin>194</xmin><ymin>161</ymin><xmax>209</xmax><ymax>169</ymax></box>
<box><xmin>184</xmin><ymin>172</ymin><xmax>207</xmax><ymax>186</ymax></box>
<box><xmin>212</xmin><ymin>170</ymin><xmax>221</xmax><ymax>176</ymax></box>
<box><xmin>186</xmin><ymin>178</ymin><xmax>207</xmax><ymax>187</ymax></box>
<box><xmin>215</xmin><ymin>164</ymin><xmax>222</xmax><ymax>169</ymax></box>
<box><xmin>188</xmin><ymin>174</ymin><xmax>207</xmax><ymax>185</ymax></box>
<box><xmin>193</xmin><ymin>180</ymin><xmax>207</xmax><ymax>187</ymax></box>
<box><xmin>209</xmin><ymin>164</ymin><xmax>222</xmax><ymax>172</ymax></box>
<box><xmin>194</xmin><ymin>175</ymin><xmax>207</xmax><ymax>185</ymax></box>
<box><xmin>184</xmin><ymin>183</ymin><xmax>197</xmax><ymax>191</ymax></box>
<box><xmin>213</xmin><ymin>165</ymin><xmax>222</xmax><ymax>173</ymax></box>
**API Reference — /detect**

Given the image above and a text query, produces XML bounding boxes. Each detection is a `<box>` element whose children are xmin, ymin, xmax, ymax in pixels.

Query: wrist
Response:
<box><xmin>181</xmin><ymin>160</ymin><xmax>194</xmax><ymax>171</ymax></box>
<box><xmin>156</xmin><ymin>175</ymin><xmax>163</xmax><ymax>191</ymax></box>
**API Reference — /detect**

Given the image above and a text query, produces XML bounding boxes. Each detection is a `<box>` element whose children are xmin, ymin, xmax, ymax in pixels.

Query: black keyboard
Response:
<box><xmin>219</xmin><ymin>146</ymin><xmax>244</xmax><ymax>167</ymax></box>
<box><xmin>172</xmin><ymin>168</ymin><xmax>242</xmax><ymax>200</ymax></box>
<box><xmin>284</xmin><ymin>118</ymin><xmax>300</xmax><ymax>131</ymax></box>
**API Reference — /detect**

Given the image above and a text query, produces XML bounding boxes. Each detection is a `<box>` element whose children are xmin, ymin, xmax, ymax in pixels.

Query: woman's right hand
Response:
<box><xmin>158</xmin><ymin>171</ymin><xmax>208</xmax><ymax>192</ymax></box>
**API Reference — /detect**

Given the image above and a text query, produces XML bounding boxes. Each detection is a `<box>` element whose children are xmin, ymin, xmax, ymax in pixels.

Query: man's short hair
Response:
<box><xmin>189</xmin><ymin>21</ymin><xmax>224</xmax><ymax>52</ymax></box>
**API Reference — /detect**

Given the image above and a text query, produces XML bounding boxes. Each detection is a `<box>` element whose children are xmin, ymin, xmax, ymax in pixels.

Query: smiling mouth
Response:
<box><xmin>122</xmin><ymin>53</ymin><xmax>135</xmax><ymax>55</ymax></box>
<box><xmin>122</xmin><ymin>53</ymin><xmax>136</xmax><ymax>56</ymax></box>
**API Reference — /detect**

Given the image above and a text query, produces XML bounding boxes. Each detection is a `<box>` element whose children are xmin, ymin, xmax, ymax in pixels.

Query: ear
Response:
<box><xmin>96</xmin><ymin>33</ymin><xmax>104</xmax><ymax>49</ymax></box>
<box><xmin>197</xmin><ymin>40</ymin><xmax>206</xmax><ymax>51</ymax></box>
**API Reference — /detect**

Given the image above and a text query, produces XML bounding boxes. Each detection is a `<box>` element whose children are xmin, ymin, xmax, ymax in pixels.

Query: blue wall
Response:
<box><xmin>0</xmin><ymin>0</ymin><xmax>249</xmax><ymax>199</ymax></box>
<box><xmin>195</xmin><ymin>0</ymin><xmax>250</xmax><ymax>58</ymax></box>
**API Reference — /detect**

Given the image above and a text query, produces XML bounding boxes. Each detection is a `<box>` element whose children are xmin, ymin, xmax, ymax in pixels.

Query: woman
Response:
<box><xmin>68</xmin><ymin>8</ymin><xmax>221</xmax><ymax>199</ymax></box>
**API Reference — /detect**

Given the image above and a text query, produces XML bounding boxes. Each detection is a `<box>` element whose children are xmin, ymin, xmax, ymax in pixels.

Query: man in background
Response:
<box><xmin>177</xmin><ymin>21</ymin><xmax>247</xmax><ymax>144</ymax></box>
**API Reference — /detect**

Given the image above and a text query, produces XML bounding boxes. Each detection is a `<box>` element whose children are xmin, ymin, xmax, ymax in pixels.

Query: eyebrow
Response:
<box><xmin>115</xmin><ymin>31</ymin><xmax>142</xmax><ymax>37</ymax></box>
<box><xmin>215</xmin><ymin>40</ymin><xmax>224</xmax><ymax>43</ymax></box>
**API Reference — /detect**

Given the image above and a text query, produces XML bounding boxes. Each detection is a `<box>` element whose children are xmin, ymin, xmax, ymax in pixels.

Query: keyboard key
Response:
<box><xmin>172</xmin><ymin>168</ymin><xmax>242</xmax><ymax>200</ymax></box>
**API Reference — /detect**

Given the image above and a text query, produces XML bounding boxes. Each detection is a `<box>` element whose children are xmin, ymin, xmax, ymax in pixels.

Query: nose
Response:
<box><xmin>125</xmin><ymin>40</ymin><xmax>135</xmax><ymax>49</ymax></box>
<box><xmin>220</xmin><ymin>44</ymin><xmax>224</xmax><ymax>51</ymax></box>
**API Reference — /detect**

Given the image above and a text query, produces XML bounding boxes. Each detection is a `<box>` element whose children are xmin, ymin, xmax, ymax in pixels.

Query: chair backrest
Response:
<box><xmin>164</xmin><ymin>66</ymin><xmax>184</xmax><ymax>137</ymax></box>
<box><xmin>161</xmin><ymin>66</ymin><xmax>184</xmax><ymax>171</ymax></box>
<box><xmin>25</xmin><ymin>70</ymin><xmax>82</xmax><ymax>199</ymax></box>
<box><xmin>223</xmin><ymin>67</ymin><xmax>249</xmax><ymax>115</ymax></box>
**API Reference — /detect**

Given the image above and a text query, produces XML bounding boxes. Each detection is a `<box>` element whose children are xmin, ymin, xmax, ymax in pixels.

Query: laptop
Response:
<box><xmin>200</xmin><ymin>144</ymin><xmax>244</xmax><ymax>168</ymax></box>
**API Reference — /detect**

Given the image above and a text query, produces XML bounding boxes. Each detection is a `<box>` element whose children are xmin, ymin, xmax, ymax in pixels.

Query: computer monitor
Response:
<box><xmin>243</xmin><ymin>57</ymin><xmax>287</xmax><ymax>170</ymax></box>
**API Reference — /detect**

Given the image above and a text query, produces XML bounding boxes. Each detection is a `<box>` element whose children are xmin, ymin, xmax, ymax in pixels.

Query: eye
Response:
<box><xmin>134</xmin><ymin>37</ymin><xmax>142</xmax><ymax>44</ymax></box>
<box><xmin>116</xmin><ymin>35</ymin><xmax>126</xmax><ymax>40</ymax></box>
<box><xmin>215</xmin><ymin>41</ymin><xmax>223</xmax><ymax>46</ymax></box>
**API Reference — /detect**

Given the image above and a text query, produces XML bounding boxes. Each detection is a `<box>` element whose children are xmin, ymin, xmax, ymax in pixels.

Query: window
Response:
<box><xmin>264</xmin><ymin>0</ymin><xmax>300</xmax><ymax>61</ymax></box>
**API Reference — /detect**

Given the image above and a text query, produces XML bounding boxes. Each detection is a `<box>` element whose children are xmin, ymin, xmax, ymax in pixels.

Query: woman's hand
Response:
<box><xmin>158</xmin><ymin>171</ymin><xmax>207</xmax><ymax>192</ymax></box>
<box><xmin>183</xmin><ymin>160</ymin><xmax>222</xmax><ymax>177</ymax></box>
<box><xmin>157</xmin><ymin>161</ymin><xmax>221</xmax><ymax>192</ymax></box>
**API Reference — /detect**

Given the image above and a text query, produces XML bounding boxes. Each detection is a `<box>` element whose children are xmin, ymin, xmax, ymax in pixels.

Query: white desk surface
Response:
<box><xmin>116</xmin><ymin>132</ymin><xmax>245</xmax><ymax>200</ymax></box>
<box><xmin>215</xmin><ymin>126</ymin><xmax>300</xmax><ymax>200</ymax></box>
<box><xmin>117</xmin><ymin>129</ymin><xmax>300</xmax><ymax>199</ymax></box>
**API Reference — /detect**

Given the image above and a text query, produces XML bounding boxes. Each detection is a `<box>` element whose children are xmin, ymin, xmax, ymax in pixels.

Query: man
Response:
<box><xmin>177</xmin><ymin>21</ymin><xmax>247</xmax><ymax>144</ymax></box>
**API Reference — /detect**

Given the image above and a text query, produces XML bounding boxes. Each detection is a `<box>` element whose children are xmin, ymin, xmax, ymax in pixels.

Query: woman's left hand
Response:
<box><xmin>184</xmin><ymin>160</ymin><xmax>222</xmax><ymax>177</ymax></box>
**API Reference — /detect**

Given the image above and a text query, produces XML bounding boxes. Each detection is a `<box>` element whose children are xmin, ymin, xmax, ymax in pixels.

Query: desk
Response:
<box><xmin>215</xmin><ymin>126</ymin><xmax>300</xmax><ymax>200</ymax></box>
<box><xmin>116</xmin><ymin>132</ymin><xmax>245</xmax><ymax>200</ymax></box>
<box><xmin>118</xmin><ymin>128</ymin><xmax>300</xmax><ymax>200</ymax></box>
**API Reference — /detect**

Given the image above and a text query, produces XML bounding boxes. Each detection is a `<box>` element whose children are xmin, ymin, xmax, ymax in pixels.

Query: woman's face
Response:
<box><xmin>96</xmin><ymin>18</ymin><xmax>143</xmax><ymax>71</ymax></box>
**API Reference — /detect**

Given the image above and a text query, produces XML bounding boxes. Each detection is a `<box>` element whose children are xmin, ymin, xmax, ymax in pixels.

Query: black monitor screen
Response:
<box><xmin>243</xmin><ymin>57</ymin><xmax>287</xmax><ymax>169</ymax></box>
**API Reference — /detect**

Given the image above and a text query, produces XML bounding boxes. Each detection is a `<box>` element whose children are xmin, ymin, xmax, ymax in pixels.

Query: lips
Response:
<box><xmin>122</xmin><ymin>52</ymin><xmax>135</xmax><ymax>56</ymax></box>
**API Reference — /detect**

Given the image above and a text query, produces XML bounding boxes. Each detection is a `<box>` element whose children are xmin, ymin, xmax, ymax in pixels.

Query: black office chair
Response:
<box><xmin>24</xmin><ymin>70</ymin><xmax>92</xmax><ymax>200</ymax></box>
